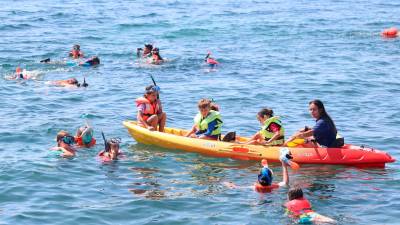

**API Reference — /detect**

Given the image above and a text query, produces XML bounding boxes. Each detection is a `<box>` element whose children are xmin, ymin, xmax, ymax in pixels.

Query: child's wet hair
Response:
<box><xmin>198</xmin><ymin>98</ymin><xmax>212</xmax><ymax>109</ymax></box>
<box><xmin>258</xmin><ymin>108</ymin><xmax>273</xmax><ymax>118</ymax></box>
<box><xmin>56</xmin><ymin>130</ymin><xmax>70</xmax><ymax>142</ymax></box>
<box><xmin>288</xmin><ymin>187</ymin><xmax>304</xmax><ymax>201</ymax></box>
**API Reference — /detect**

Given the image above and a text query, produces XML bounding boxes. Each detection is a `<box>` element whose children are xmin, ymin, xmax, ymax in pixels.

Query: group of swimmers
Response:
<box><xmin>134</xmin><ymin>83</ymin><xmax>341</xmax><ymax>223</ymax></box>
<box><xmin>50</xmin><ymin>124</ymin><xmax>123</xmax><ymax>161</ymax></box>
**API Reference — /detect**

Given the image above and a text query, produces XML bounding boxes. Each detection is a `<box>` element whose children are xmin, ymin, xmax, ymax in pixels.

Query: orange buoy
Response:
<box><xmin>381</xmin><ymin>27</ymin><xmax>398</xmax><ymax>38</ymax></box>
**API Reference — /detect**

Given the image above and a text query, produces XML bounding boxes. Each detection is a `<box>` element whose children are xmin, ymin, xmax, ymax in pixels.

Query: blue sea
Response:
<box><xmin>0</xmin><ymin>0</ymin><xmax>399</xmax><ymax>224</ymax></box>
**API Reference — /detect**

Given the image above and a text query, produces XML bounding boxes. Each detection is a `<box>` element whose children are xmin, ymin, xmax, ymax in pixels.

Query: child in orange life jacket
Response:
<box><xmin>136</xmin><ymin>85</ymin><xmax>167</xmax><ymax>132</ymax></box>
<box><xmin>75</xmin><ymin>125</ymin><xmax>96</xmax><ymax>148</ymax></box>
<box><xmin>150</xmin><ymin>48</ymin><xmax>164</xmax><ymax>65</ymax></box>
<box><xmin>69</xmin><ymin>44</ymin><xmax>84</xmax><ymax>59</ymax></box>
<box><xmin>50</xmin><ymin>131</ymin><xmax>76</xmax><ymax>157</ymax></box>
<box><xmin>98</xmin><ymin>137</ymin><xmax>123</xmax><ymax>161</ymax></box>
<box><xmin>243</xmin><ymin>108</ymin><xmax>285</xmax><ymax>146</ymax></box>
<box><xmin>285</xmin><ymin>187</ymin><xmax>336</xmax><ymax>224</ymax></box>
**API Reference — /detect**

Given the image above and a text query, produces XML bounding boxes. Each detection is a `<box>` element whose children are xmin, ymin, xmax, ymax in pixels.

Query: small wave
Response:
<box><xmin>0</xmin><ymin>24</ymin><xmax>33</xmax><ymax>31</ymax></box>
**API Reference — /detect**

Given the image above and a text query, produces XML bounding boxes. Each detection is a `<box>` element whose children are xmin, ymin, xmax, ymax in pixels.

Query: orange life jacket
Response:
<box><xmin>254</xmin><ymin>182</ymin><xmax>279</xmax><ymax>193</ymax></box>
<box><xmin>285</xmin><ymin>197</ymin><xmax>313</xmax><ymax>216</ymax></box>
<box><xmin>135</xmin><ymin>97</ymin><xmax>160</xmax><ymax>121</ymax></box>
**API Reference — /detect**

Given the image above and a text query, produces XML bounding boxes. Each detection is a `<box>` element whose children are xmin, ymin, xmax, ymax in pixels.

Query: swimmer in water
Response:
<box><xmin>149</xmin><ymin>48</ymin><xmax>164</xmax><ymax>65</ymax></box>
<box><xmin>47</xmin><ymin>77</ymin><xmax>88</xmax><ymax>88</ymax></box>
<box><xmin>40</xmin><ymin>56</ymin><xmax>100</xmax><ymax>67</ymax></box>
<box><xmin>6</xmin><ymin>67</ymin><xmax>31</xmax><ymax>80</ymax></box>
<box><xmin>69</xmin><ymin>44</ymin><xmax>84</xmax><ymax>59</ymax></box>
<box><xmin>98</xmin><ymin>133</ymin><xmax>123</xmax><ymax>161</ymax></box>
<box><xmin>204</xmin><ymin>51</ymin><xmax>219</xmax><ymax>68</ymax></box>
<box><xmin>75</xmin><ymin>125</ymin><xmax>96</xmax><ymax>148</ymax></box>
<box><xmin>285</xmin><ymin>187</ymin><xmax>336</xmax><ymax>224</ymax></box>
<box><xmin>137</xmin><ymin>44</ymin><xmax>153</xmax><ymax>58</ymax></box>
<box><xmin>50</xmin><ymin>130</ymin><xmax>76</xmax><ymax>157</ymax></box>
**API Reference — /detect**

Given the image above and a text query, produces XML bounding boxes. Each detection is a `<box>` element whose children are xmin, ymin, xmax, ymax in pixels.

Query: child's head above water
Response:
<box><xmin>257</xmin><ymin>159</ymin><xmax>273</xmax><ymax>186</ymax></box>
<box><xmin>288</xmin><ymin>187</ymin><xmax>304</xmax><ymax>201</ymax></box>
<box><xmin>56</xmin><ymin>130</ymin><xmax>75</xmax><ymax>145</ymax></box>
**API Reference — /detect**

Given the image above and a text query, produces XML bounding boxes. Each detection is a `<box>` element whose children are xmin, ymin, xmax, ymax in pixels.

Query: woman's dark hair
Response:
<box><xmin>309</xmin><ymin>99</ymin><xmax>337</xmax><ymax>134</ymax></box>
<box><xmin>90</xmin><ymin>56</ymin><xmax>100</xmax><ymax>65</ymax></box>
<box><xmin>288</xmin><ymin>187</ymin><xmax>303</xmax><ymax>201</ymax></box>
<box><xmin>258</xmin><ymin>108</ymin><xmax>273</xmax><ymax>118</ymax></box>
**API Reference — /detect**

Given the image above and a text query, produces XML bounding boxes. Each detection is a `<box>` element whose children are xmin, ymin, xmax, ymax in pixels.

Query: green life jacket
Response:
<box><xmin>194</xmin><ymin>110</ymin><xmax>223</xmax><ymax>136</ymax></box>
<box><xmin>259</xmin><ymin>116</ymin><xmax>285</xmax><ymax>145</ymax></box>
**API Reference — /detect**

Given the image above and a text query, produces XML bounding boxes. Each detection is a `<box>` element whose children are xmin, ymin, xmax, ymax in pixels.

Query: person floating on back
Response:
<box><xmin>46</xmin><ymin>77</ymin><xmax>88</xmax><ymax>88</ymax></box>
<box><xmin>285</xmin><ymin>187</ymin><xmax>336</xmax><ymax>224</ymax></box>
<box><xmin>135</xmin><ymin>85</ymin><xmax>166</xmax><ymax>132</ymax></box>
<box><xmin>285</xmin><ymin>100</ymin><xmax>343</xmax><ymax>148</ymax></box>
<box><xmin>243</xmin><ymin>108</ymin><xmax>285</xmax><ymax>146</ymax></box>
<box><xmin>50</xmin><ymin>131</ymin><xmax>76</xmax><ymax>157</ymax></box>
<box><xmin>69</xmin><ymin>44</ymin><xmax>84</xmax><ymax>59</ymax></box>
<box><xmin>75</xmin><ymin>125</ymin><xmax>96</xmax><ymax>148</ymax></box>
<box><xmin>185</xmin><ymin>98</ymin><xmax>223</xmax><ymax>140</ymax></box>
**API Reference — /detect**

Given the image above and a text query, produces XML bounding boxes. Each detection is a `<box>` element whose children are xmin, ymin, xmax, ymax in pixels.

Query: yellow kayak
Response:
<box><xmin>123</xmin><ymin>120</ymin><xmax>395</xmax><ymax>167</ymax></box>
<box><xmin>123</xmin><ymin>120</ymin><xmax>282</xmax><ymax>161</ymax></box>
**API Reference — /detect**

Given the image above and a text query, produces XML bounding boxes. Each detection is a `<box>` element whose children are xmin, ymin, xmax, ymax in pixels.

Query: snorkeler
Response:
<box><xmin>69</xmin><ymin>44</ymin><xmax>84</xmax><ymax>59</ymax></box>
<box><xmin>46</xmin><ymin>77</ymin><xmax>88</xmax><ymax>88</ymax></box>
<box><xmin>205</xmin><ymin>51</ymin><xmax>219</xmax><ymax>67</ymax></box>
<box><xmin>98</xmin><ymin>132</ymin><xmax>123</xmax><ymax>161</ymax></box>
<box><xmin>50</xmin><ymin>130</ymin><xmax>76</xmax><ymax>157</ymax></box>
<box><xmin>75</xmin><ymin>125</ymin><xmax>96</xmax><ymax>148</ymax></box>
<box><xmin>40</xmin><ymin>56</ymin><xmax>100</xmax><ymax>67</ymax></box>
<box><xmin>137</xmin><ymin>44</ymin><xmax>153</xmax><ymax>58</ymax></box>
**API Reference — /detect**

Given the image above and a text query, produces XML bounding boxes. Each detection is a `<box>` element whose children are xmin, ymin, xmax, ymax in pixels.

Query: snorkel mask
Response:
<box><xmin>62</xmin><ymin>135</ymin><xmax>75</xmax><ymax>145</ymax></box>
<box><xmin>80</xmin><ymin>126</ymin><xmax>93</xmax><ymax>144</ymax></box>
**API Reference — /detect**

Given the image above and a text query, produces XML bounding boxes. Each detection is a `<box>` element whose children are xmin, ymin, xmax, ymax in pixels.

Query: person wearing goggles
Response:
<box><xmin>69</xmin><ymin>44</ymin><xmax>84</xmax><ymax>59</ymax></box>
<box><xmin>50</xmin><ymin>130</ymin><xmax>76</xmax><ymax>157</ymax></box>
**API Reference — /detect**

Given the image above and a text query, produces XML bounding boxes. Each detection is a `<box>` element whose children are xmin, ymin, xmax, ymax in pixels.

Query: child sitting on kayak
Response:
<box><xmin>75</xmin><ymin>125</ymin><xmax>96</xmax><ymax>148</ymax></box>
<box><xmin>243</xmin><ymin>108</ymin><xmax>285</xmax><ymax>146</ymax></box>
<box><xmin>50</xmin><ymin>131</ymin><xmax>76</xmax><ymax>157</ymax></box>
<box><xmin>98</xmin><ymin>137</ymin><xmax>123</xmax><ymax>161</ymax></box>
<box><xmin>204</xmin><ymin>51</ymin><xmax>219</xmax><ymax>68</ymax></box>
<box><xmin>185</xmin><ymin>98</ymin><xmax>223</xmax><ymax>140</ymax></box>
<box><xmin>285</xmin><ymin>187</ymin><xmax>336</xmax><ymax>224</ymax></box>
<box><xmin>136</xmin><ymin>85</ymin><xmax>167</xmax><ymax>132</ymax></box>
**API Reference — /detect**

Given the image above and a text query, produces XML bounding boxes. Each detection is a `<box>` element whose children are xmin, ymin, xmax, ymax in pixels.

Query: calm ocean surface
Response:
<box><xmin>1</xmin><ymin>0</ymin><xmax>399</xmax><ymax>224</ymax></box>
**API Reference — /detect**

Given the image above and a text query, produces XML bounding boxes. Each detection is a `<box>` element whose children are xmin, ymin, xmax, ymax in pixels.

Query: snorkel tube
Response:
<box><xmin>102</xmin><ymin>131</ymin><xmax>110</xmax><ymax>152</ymax></box>
<box><xmin>150</xmin><ymin>75</ymin><xmax>160</xmax><ymax>100</ymax></box>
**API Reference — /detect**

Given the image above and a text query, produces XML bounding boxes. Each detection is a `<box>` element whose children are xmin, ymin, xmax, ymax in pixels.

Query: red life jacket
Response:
<box><xmin>135</xmin><ymin>97</ymin><xmax>160</xmax><ymax>121</ymax></box>
<box><xmin>285</xmin><ymin>197</ymin><xmax>313</xmax><ymax>216</ymax></box>
<box><xmin>70</xmin><ymin>50</ymin><xmax>83</xmax><ymax>58</ymax></box>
